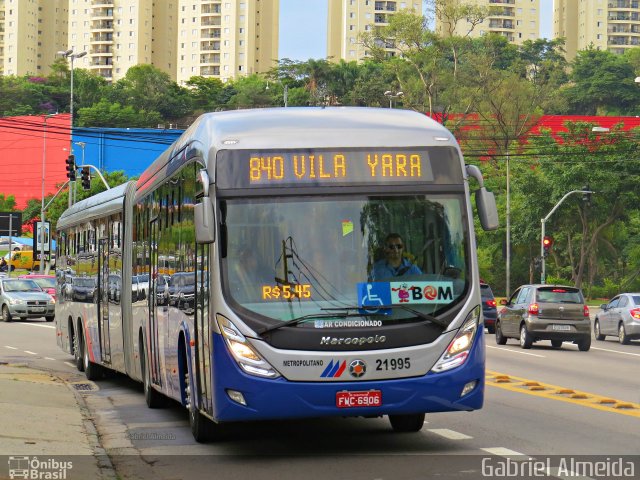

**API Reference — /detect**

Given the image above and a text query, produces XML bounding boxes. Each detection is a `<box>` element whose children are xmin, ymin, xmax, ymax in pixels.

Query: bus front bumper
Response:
<box><xmin>210</xmin><ymin>333</ymin><xmax>485</xmax><ymax>423</ymax></box>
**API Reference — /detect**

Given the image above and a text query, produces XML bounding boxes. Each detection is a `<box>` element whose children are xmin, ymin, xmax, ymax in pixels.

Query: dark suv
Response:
<box><xmin>480</xmin><ymin>282</ymin><xmax>497</xmax><ymax>333</ymax></box>
<box><xmin>495</xmin><ymin>284</ymin><xmax>591</xmax><ymax>351</ymax></box>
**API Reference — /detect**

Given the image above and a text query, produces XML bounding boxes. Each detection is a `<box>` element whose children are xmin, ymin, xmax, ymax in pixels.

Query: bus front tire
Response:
<box><xmin>184</xmin><ymin>371</ymin><xmax>210</xmax><ymax>442</ymax></box>
<box><xmin>389</xmin><ymin>413</ymin><xmax>425</xmax><ymax>433</ymax></box>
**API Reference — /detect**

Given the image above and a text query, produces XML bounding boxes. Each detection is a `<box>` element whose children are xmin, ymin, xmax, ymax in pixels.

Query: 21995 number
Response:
<box><xmin>376</xmin><ymin>357</ymin><xmax>411</xmax><ymax>371</ymax></box>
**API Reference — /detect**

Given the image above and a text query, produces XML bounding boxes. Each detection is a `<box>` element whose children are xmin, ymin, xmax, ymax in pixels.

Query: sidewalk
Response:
<box><xmin>0</xmin><ymin>363</ymin><xmax>115</xmax><ymax>480</ymax></box>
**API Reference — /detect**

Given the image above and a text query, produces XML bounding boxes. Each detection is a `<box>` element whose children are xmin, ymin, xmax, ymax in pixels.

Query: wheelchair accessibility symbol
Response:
<box><xmin>357</xmin><ymin>283</ymin><xmax>391</xmax><ymax>315</ymax></box>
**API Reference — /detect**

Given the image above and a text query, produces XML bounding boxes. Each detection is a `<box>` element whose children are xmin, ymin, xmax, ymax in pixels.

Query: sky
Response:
<box><xmin>279</xmin><ymin>0</ymin><xmax>554</xmax><ymax>62</ymax></box>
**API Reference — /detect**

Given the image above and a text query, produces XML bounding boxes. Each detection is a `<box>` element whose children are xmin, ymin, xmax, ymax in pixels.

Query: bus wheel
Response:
<box><xmin>142</xmin><ymin>347</ymin><xmax>166</xmax><ymax>408</ymax></box>
<box><xmin>185</xmin><ymin>371</ymin><xmax>214</xmax><ymax>443</ymax></box>
<box><xmin>73</xmin><ymin>327</ymin><xmax>84</xmax><ymax>372</ymax></box>
<box><xmin>389</xmin><ymin>413</ymin><xmax>425</xmax><ymax>433</ymax></box>
<box><xmin>82</xmin><ymin>334</ymin><xmax>103</xmax><ymax>381</ymax></box>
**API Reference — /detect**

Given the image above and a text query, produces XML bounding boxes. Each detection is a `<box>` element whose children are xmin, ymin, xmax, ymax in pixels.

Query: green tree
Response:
<box><xmin>109</xmin><ymin>64</ymin><xmax>193</xmax><ymax>120</ymax></box>
<box><xmin>226</xmin><ymin>75</ymin><xmax>274</xmax><ymax>108</ymax></box>
<box><xmin>0</xmin><ymin>75</ymin><xmax>50</xmax><ymax>116</ymax></box>
<box><xmin>516</xmin><ymin>123</ymin><xmax>640</xmax><ymax>289</ymax></box>
<box><xmin>429</xmin><ymin>0</ymin><xmax>490</xmax><ymax>77</ymax></box>
<box><xmin>0</xmin><ymin>194</ymin><xmax>17</xmax><ymax>212</ymax></box>
<box><xmin>186</xmin><ymin>76</ymin><xmax>227</xmax><ymax>112</ymax></box>
<box><xmin>559</xmin><ymin>47</ymin><xmax>638</xmax><ymax>115</ymax></box>
<box><xmin>76</xmin><ymin>99</ymin><xmax>162</xmax><ymax>127</ymax></box>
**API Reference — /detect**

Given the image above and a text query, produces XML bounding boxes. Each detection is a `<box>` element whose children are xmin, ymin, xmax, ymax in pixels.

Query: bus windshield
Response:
<box><xmin>222</xmin><ymin>195</ymin><xmax>469</xmax><ymax>329</ymax></box>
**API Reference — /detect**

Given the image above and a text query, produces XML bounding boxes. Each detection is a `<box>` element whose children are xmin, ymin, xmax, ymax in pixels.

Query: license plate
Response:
<box><xmin>336</xmin><ymin>390</ymin><xmax>382</xmax><ymax>408</ymax></box>
<box><xmin>552</xmin><ymin>324</ymin><xmax>571</xmax><ymax>331</ymax></box>
<box><xmin>31</xmin><ymin>307</ymin><xmax>45</xmax><ymax>312</ymax></box>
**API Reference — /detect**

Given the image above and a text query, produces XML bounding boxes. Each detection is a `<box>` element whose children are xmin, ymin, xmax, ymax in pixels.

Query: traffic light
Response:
<box><xmin>582</xmin><ymin>184</ymin><xmax>591</xmax><ymax>206</ymax></box>
<box><xmin>65</xmin><ymin>155</ymin><xmax>76</xmax><ymax>180</ymax></box>
<box><xmin>543</xmin><ymin>236</ymin><xmax>553</xmax><ymax>257</ymax></box>
<box><xmin>81</xmin><ymin>166</ymin><xmax>91</xmax><ymax>190</ymax></box>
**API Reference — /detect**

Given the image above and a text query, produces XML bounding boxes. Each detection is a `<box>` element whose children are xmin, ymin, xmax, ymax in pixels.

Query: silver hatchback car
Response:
<box><xmin>594</xmin><ymin>293</ymin><xmax>640</xmax><ymax>344</ymax></box>
<box><xmin>0</xmin><ymin>278</ymin><xmax>55</xmax><ymax>322</ymax></box>
<box><xmin>496</xmin><ymin>284</ymin><xmax>591</xmax><ymax>351</ymax></box>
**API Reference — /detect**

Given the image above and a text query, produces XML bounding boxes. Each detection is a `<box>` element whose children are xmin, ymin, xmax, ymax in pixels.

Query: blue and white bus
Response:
<box><xmin>55</xmin><ymin>107</ymin><xmax>498</xmax><ymax>442</ymax></box>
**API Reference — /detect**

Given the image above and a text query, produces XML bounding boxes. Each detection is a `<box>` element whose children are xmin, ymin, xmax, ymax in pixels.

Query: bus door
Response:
<box><xmin>98</xmin><ymin>238</ymin><xmax>111</xmax><ymax>364</ymax></box>
<box><xmin>194</xmin><ymin>243</ymin><xmax>212</xmax><ymax>414</ymax></box>
<box><xmin>149</xmin><ymin>219</ymin><xmax>161</xmax><ymax>385</ymax></box>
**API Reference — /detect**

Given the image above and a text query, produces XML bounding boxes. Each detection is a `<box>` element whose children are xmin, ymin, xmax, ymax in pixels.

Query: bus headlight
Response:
<box><xmin>431</xmin><ymin>306</ymin><xmax>480</xmax><ymax>373</ymax></box>
<box><xmin>216</xmin><ymin>314</ymin><xmax>280</xmax><ymax>378</ymax></box>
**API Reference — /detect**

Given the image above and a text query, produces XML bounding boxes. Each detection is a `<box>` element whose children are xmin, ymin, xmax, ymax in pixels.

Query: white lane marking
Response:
<box><xmin>64</xmin><ymin>362</ymin><xmax>76</xmax><ymax>368</ymax></box>
<box><xmin>4</xmin><ymin>345</ymin><xmax>17</xmax><ymax>350</ymax></box>
<box><xmin>591</xmin><ymin>346</ymin><xmax>640</xmax><ymax>357</ymax></box>
<box><xmin>427</xmin><ymin>428</ymin><xmax>472</xmax><ymax>440</ymax></box>
<box><xmin>44</xmin><ymin>357</ymin><xmax>55</xmax><ymax>361</ymax></box>
<box><xmin>24</xmin><ymin>351</ymin><xmax>37</xmax><ymax>355</ymax></box>
<box><xmin>18</xmin><ymin>322</ymin><xmax>55</xmax><ymax>329</ymax></box>
<box><xmin>481</xmin><ymin>447</ymin><xmax>528</xmax><ymax>458</ymax></box>
<box><xmin>486</xmin><ymin>345</ymin><xmax>545</xmax><ymax>358</ymax></box>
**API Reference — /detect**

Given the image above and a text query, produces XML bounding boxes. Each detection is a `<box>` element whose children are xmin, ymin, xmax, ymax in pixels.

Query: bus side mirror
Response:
<box><xmin>476</xmin><ymin>187</ymin><xmax>499</xmax><ymax>231</ymax></box>
<box><xmin>195</xmin><ymin>198</ymin><xmax>215</xmax><ymax>244</ymax></box>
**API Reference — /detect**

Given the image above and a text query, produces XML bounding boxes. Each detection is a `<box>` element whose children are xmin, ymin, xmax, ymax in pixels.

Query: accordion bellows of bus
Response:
<box><xmin>54</xmin><ymin>107</ymin><xmax>499</xmax><ymax>442</ymax></box>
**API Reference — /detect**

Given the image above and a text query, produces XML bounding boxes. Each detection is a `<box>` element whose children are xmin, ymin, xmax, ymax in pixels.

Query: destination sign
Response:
<box><xmin>214</xmin><ymin>147</ymin><xmax>466</xmax><ymax>188</ymax></box>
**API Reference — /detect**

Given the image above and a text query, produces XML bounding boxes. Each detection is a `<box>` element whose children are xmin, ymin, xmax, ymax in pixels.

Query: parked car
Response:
<box><xmin>495</xmin><ymin>284</ymin><xmax>591</xmax><ymax>351</ymax></box>
<box><xmin>480</xmin><ymin>282</ymin><xmax>497</xmax><ymax>333</ymax></box>
<box><xmin>0</xmin><ymin>278</ymin><xmax>55</xmax><ymax>322</ymax></box>
<box><xmin>18</xmin><ymin>274</ymin><xmax>56</xmax><ymax>301</ymax></box>
<box><xmin>594</xmin><ymin>293</ymin><xmax>640</xmax><ymax>344</ymax></box>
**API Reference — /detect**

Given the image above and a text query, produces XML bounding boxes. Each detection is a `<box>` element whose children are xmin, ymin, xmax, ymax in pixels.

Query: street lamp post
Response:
<box><xmin>384</xmin><ymin>90</ymin><xmax>404</xmax><ymax>108</ymax></box>
<box><xmin>540</xmin><ymin>189</ymin><xmax>594</xmax><ymax>284</ymax></box>
<box><xmin>57</xmin><ymin>49</ymin><xmax>87</xmax><ymax>207</ymax></box>
<box><xmin>40</xmin><ymin>114</ymin><xmax>56</xmax><ymax>273</ymax></box>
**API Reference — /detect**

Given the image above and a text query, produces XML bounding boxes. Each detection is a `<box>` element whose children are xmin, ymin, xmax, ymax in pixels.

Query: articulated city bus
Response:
<box><xmin>55</xmin><ymin>107</ymin><xmax>498</xmax><ymax>442</ymax></box>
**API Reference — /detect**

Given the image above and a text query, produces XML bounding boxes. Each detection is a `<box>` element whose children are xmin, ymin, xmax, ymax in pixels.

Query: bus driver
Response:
<box><xmin>370</xmin><ymin>233</ymin><xmax>422</xmax><ymax>281</ymax></box>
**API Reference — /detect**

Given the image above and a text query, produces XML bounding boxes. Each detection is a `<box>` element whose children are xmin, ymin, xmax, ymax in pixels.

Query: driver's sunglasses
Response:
<box><xmin>386</xmin><ymin>244</ymin><xmax>403</xmax><ymax>250</ymax></box>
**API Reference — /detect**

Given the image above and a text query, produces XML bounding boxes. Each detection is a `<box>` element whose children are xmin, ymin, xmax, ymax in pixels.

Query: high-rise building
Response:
<box><xmin>1</xmin><ymin>0</ymin><xmax>69</xmax><ymax>77</ymax></box>
<box><xmin>554</xmin><ymin>0</ymin><xmax>640</xmax><ymax>60</ymax></box>
<box><xmin>1</xmin><ymin>0</ymin><xmax>279</xmax><ymax>84</ymax></box>
<box><xmin>435</xmin><ymin>0</ymin><xmax>540</xmax><ymax>45</ymax></box>
<box><xmin>327</xmin><ymin>0</ymin><xmax>423</xmax><ymax>63</ymax></box>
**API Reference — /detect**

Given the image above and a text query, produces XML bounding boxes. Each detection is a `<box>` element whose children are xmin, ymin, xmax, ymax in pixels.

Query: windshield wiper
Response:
<box><xmin>259</xmin><ymin>311</ymin><xmax>364</xmax><ymax>335</ymax></box>
<box><xmin>330</xmin><ymin>305</ymin><xmax>448</xmax><ymax>327</ymax></box>
<box><xmin>259</xmin><ymin>305</ymin><xmax>447</xmax><ymax>336</ymax></box>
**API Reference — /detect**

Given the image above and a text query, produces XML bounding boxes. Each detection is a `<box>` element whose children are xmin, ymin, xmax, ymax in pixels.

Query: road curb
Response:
<box><xmin>64</xmin><ymin>380</ymin><xmax>119</xmax><ymax>480</ymax></box>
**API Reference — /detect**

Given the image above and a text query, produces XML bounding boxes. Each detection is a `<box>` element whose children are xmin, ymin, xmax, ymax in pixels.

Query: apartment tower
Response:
<box><xmin>327</xmin><ymin>0</ymin><xmax>423</xmax><ymax>63</ymax></box>
<box><xmin>1</xmin><ymin>0</ymin><xmax>68</xmax><ymax>76</ymax></box>
<box><xmin>1</xmin><ymin>0</ymin><xmax>279</xmax><ymax>84</ymax></box>
<box><xmin>435</xmin><ymin>0</ymin><xmax>540</xmax><ymax>45</ymax></box>
<box><xmin>554</xmin><ymin>0</ymin><xmax>640</xmax><ymax>60</ymax></box>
